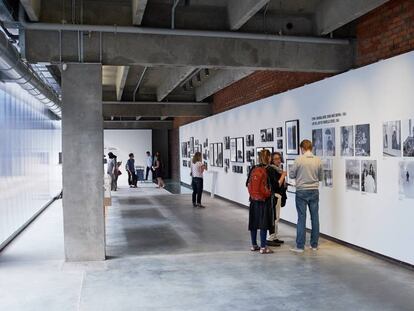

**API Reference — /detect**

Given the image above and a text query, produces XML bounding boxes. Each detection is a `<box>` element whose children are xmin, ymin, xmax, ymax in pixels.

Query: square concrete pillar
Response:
<box><xmin>61</xmin><ymin>63</ymin><xmax>105</xmax><ymax>261</ymax></box>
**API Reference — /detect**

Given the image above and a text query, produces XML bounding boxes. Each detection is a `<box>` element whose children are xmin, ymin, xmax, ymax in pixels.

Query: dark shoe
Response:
<box><xmin>197</xmin><ymin>204</ymin><xmax>205</xmax><ymax>208</ymax></box>
<box><xmin>266</xmin><ymin>240</ymin><xmax>281</xmax><ymax>247</ymax></box>
<box><xmin>193</xmin><ymin>203</ymin><xmax>197</xmax><ymax>208</ymax></box>
<box><xmin>274</xmin><ymin>239</ymin><xmax>284</xmax><ymax>244</ymax></box>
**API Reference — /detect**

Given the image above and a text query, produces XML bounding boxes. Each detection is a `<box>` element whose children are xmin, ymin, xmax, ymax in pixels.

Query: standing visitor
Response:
<box><xmin>126</xmin><ymin>153</ymin><xmax>137</xmax><ymax>188</ymax></box>
<box><xmin>191</xmin><ymin>152</ymin><xmax>206</xmax><ymax>208</ymax></box>
<box><xmin>145</xmin><ymin>151</ymin><xmax>153</xmax><ymax>181</ymax></box>
<box><xmin>267</xmin><ymin>152</ymin><xmax>287</xmax><ymax>246</ymax></box>
<box><xmin>107</xmin><ymin>152</ymin><xmax>116</xmax><ymax>191</ymax></box>
<box><xmin>289</xmin><ymin>140</ymin><xmax>323</xmax><ymax>253</ymax></box>
<box><xmin>246</xmin><ymin>149</ymin><xmax>280</xmax><ymax>254</ymax></box>
<box><xmin>153</xmin><ymin>152</ymin><xmax>165</xmax><ymax>188</ymax></box>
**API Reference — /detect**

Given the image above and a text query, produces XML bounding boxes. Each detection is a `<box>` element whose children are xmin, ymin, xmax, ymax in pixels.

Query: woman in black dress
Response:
<box><xmin>152</xmin><ymin>152</ymin><xmax>165</xmax><ymax>188</ymax></box>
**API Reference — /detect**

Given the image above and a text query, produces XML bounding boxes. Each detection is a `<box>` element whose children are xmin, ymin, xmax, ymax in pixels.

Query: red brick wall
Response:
<box><xmin>356</xmin><ymin>0</ymin><xmax>414</xmax><ymax>67</ymax></box>
<box><xmin>212</xmin><ymin>71</ymin><xmax>331</xmax><ymax>114</ymax></box>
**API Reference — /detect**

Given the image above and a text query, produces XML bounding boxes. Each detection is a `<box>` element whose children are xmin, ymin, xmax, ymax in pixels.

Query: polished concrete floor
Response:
<box><xmin>1</xmin><ymin>183</ymin><xmax>414</xmax><ymax>311</ymax></box>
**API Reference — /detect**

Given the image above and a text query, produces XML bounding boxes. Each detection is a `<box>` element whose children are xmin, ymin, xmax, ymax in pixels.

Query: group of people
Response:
<box><xmin>106</xmin><ymin>151</ymin><xmax>166</xmax><ymax>190</ymax></box>
<box><xmin>246</xmin><ymin>139</ymin><xmax>323</xmax><ymax>254</ymax></box>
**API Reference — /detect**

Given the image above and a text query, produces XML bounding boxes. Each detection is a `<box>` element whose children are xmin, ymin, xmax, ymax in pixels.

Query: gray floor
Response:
<box><xmin>1</xmin><ymin>184</ymin><xmax>414</xmax><ymax>311</ymax></box>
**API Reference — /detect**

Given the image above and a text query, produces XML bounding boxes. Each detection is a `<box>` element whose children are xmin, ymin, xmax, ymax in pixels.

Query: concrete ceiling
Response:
<box><xmin>13</xmin><ymin>0</ymin><xmax>391</xmax><ymax>128</ymax></box>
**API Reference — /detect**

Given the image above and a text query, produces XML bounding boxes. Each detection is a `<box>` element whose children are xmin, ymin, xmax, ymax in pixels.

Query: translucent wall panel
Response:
<box><xmin>0</xmin><ymin>82</ymin><xmax>62</xmax><ymax>249</ymax></box>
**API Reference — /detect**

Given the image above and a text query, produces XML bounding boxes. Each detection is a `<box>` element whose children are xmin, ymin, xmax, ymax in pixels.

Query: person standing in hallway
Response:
<box><xmin>289</xmin><ymin>140</ymin><xmax>323</xmax><ymax>253</ymax></box>
<box><xmin>145</xmin><ymin>151</ymin><xmax>153</xmax><ymax>181</ymax></box>
<box><xmin>126</xmin><ymin>153</ymin><xmax>137</xmax><ymax>188</ymax></box>
<box><xmin>153</xmin><ymin>151</ymin><xmax>165</xmax><ymax>188</ymax></box>
<box><xmin>191</xmin><ymin>152</ymin><xmax>206</xmax><ymax>208</ymax></box>
<box><xmin>107</xmin><ymin>152</ymin><xmax>116</xmax><ymax>191</ymax></box>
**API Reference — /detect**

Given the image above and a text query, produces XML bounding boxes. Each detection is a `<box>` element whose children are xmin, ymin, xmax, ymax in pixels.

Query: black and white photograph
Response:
<box><xmin>224</xmin><ymin>136</ymin><xmax>230</xmax><ymax>150</ymax></box>
<box><xmin>187</xmin><ymin>161</ymin><xmax>191</xmax><ymax>168</ymax></box>
<box><xmin>236</xmin><ymin>137</ymin><xmax>245</xmax><ymax>163</ymax></box>
<box><xmin>345</xmin><ymin>159</ymin><xmax>360</xmax><ymax>191</ymax></box>
<box><xmin>355</xmin><ymin>124</ymin><xmax>370</xmax><ymax>156</ymax></box>
<box><xmin>322</xmin><ymin>159</ymin><xmax>333</xmax><ymax>188</ymax></box>
<box><xmin>181</xmin><ymin>142</ymin><xmax>188</xmax><ymax>158</ymax></box>
<box><xmin>277</xmin><ymin>139</ymin><xmax>283</xmax><ymax>150</ymax></box>
<box><xmin>340</xmin><ymin>126</ymin><xmax>354</xmax><ymax>156</ymax></box>
<box><xmin>216</xmin><ymin>143</ymin><xmax>223</xmax><ymax>167</ymax></box>
<box><xmin>195</xmin><ymin>139</ymin><xmax>199</xmax><ymax>145</ymax></box>
<box><xmin>312</xmin><ymin>129</ymin><xmax>323</xmax><ymax>156</ymax></box>
<box><xmin>286</xmin><ymin>159</ymin><xmax>296</xmax><ymax>192</ymax></box>
<box><xmin>286</xmin><ymin>119</ymin><xmax>300</xmax><ymax>155</ymax></box>
<box><xmin>246</xmin><ymin>134</ymin><xmax>254</xmax><ymax>147</ymax></box>
<box><xmin>260</xmin><ymin>129</ymin><xmax>267</xmax><ymax>142</ymax></box>
<box><xmin>246</xmin><ymin>149</ymin><xmax>254</xmax><ymax>162</ymax></box>
<box><xmin>277</xmin><ymin>127</ymin><xmax>283</xmax><ymax>138</ymax></box>
<box><xmin>230</xmin><ymin>138</ymin><xmax>237</xmax><ymax>162</ymax></box>
<box><xmin>182</xmin><ymin>160</ymin><xmax>187</xmax><ymax>167</ymax></box>
<box><xmin>203</xmin><ymin>149</ymin><xmax>208</xmax><ymax>161</ymax></box>
<box><xmin>361</xmin><ymin>160</ymin><xmax>377</xmax><ymax>194</ymax></box>
<box><xmin>224</xmin><ymin>158</ymin><xmax>230</xmax><ymax>168</ymax></box>
<box><xmin>209</xmin><ymin>143</ymin><xmax>215</xmax><ymax>166</ymax></box>
<box><xmin>190</xmin><ymin>137</ymin><xmax>194</xmax><ymax>154</ymax></box>
<box><xmin>383</xmin><ymin>120</ymin><xmax>401</xmax><ymax>157</ymax></box>
<box><xmin>187</xmin><ymin>142</ymin><xmax>191</xmax><ymax>158</ymax></box>
<box><xmin>203</xmin><ymin>161</ymin><xmax>208</xmax><ymax>171</ymax></box>
<box><xmin>402</xmin><ymin>119</ymin><xmax>414</xmax><ymax>157</ymax></box>
<box><xmin>323</xmin><ymin>127</ymin><xmax>336</xmax><ymax>156</ymax></box>
<box><xmin>213</xmin><ymin>143</ymin><xmax>218</xmax><ymax>167</ymax></box>
<box><xmin>266</xmin><ymin>128</ymin><xmax>274</xmax><ymax>142</ymax></box>
<box><xmin>399</xmin><ymin>161</ymin><xmax>414</xmax><ymax>199</ymax></box>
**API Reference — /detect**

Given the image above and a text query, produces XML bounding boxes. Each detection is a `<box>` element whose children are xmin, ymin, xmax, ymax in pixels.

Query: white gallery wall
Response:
<box><xmin>104</xmin><ymin>130</ymin><xmax>152</xmax><ymax>185</ymax></box>
<box><xmin>180</xmin><ymin>51</ymin><xmax>414</xmax><ymax>265</ymax></box>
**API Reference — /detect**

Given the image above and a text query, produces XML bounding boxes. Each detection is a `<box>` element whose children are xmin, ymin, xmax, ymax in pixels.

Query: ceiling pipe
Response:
<box><xmin>0</xmin><ymin>30</ymin><xmax>62</xmax><ymax>118</ymax></box>
<box><xmin>171</xmin><ymin>0</ymin><xmax>181</xmax><ymax>29</ymax></box>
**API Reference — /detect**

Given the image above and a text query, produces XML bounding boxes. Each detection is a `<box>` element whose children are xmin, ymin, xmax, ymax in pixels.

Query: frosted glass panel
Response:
<box><xmin>0</xmin><ymin>83</ymin><xmax>62</xmax><ymax>249</ymax></box>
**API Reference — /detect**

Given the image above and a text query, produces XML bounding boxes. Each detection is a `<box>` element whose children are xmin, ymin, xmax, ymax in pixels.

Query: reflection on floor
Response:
<box><xmin>1</xmin><ymin>183</ymin><xmax>414</xmax><ymax>311</ymax></box>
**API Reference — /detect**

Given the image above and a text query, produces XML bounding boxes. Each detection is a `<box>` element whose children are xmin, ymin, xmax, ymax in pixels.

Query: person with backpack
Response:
<box><xmin>267</xmin><ymin>152</ymin><xmax>288</xmax><ymax>246</ymax></box>
<box><xmin>246</xmin><ymin>149</ymin><xmax>281</xmax><ymax>254</ymax></box>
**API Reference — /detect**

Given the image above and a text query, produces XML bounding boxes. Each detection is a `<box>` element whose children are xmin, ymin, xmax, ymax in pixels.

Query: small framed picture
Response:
<box><xmin>285</xmin><ymin>120</ymin><xmax>300</xmax><ymax>155</ymax></box>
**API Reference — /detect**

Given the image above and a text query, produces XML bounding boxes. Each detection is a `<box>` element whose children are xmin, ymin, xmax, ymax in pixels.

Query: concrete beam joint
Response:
<box><xmin>228</xmin><ymin>0</ymin><xmax>270</xmax><ymax>30</ymax></box>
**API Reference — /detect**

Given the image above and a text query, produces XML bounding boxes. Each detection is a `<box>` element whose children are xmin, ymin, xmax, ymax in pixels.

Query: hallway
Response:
<box><xmin>1</xmin><ymin>184</ymin><xmax>414</xmax><ymax>311</ymax></box>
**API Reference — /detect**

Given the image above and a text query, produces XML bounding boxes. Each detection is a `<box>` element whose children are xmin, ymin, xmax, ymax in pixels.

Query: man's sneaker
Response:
<box><xmin>290</xmin><ymin>247</ymin><xmax>304</xmax><ymax>253</ymax></box>
<box><xmin>193</xmin><ymin>203</ymin><xmax>197</xmax><ymax>208</ymax></box>
<box><xmin>197</xmin><ymin>204</ymin><xmax>205</xmax><ymax>208</ymax></box>
<box><xmin>274</xmin><ymin>239</ymin><xmax>284</xmax><ymax>244</ymax></box>
<box><xmin>266</xmin><ymin>240</ymin><xmax>281</xmax><ymax>247</ymax></box>
<box><xmin>309</xmin><ymin>246</ymin><xmax>318</xmax><ymax>251</ymax></box>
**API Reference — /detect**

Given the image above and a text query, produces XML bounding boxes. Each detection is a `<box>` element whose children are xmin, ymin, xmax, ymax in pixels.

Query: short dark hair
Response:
<box><xmin>146</xmin><ymin>151</ymin><xmax>150</xmax><ymax>155</ymax></box>
<box><xmin>129</xmin><ymin>153</ymin><xmax>134</xmax><ymax>157</ymax></box>
<box><xmin>300</xmin><ymin>139</ymin><xmax>312</xmax><ymax>151</ymax></box>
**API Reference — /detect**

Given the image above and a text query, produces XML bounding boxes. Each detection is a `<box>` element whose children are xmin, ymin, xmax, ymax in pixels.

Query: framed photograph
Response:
<box><xmin>183</xmin><ymin>160</ymin><xmax>186</xmax><ymax>167</ymax></box>
<box><xmin>209</xmin><ymin>143</ymin><xmax>215</xmax><ymax>166</ymax></box>
<box><xmin>213</xmin><ymin>143</ymin><xmax>218</xmax><ymax>167</ymax></box>
<box><xmin>340</xmin><ymin>126</ymin><xmax>354</xmax><ymax>156</ymax></box>
<box><xmin>224</xmin><ymin>158</ymin><xmax>230</xmax><ymax>168</ymax></box>
<box><xmin>383</xmin><ymin>121</ymin><xmax>401</xmax><ymax>157</ymax></box>
<box><xmin>236</xmin><ymin>137</ymin><xmax>245</xmax><ymax>163</ymax></box>
<box><xmin>361</xmin><ymin>160</ymin><xmax>377</xmax><ymax>193</ymax></box>
<box><xmin>266</xmin><ymin>128</ymin><xmax>274</xmax><ymax>142</ymax></box>
<box><xmin>246</xmin><ymin>134</ymin><xmax>255</xmax><ymax>147</ymax></box>
<box><xmin>195</xmin><ymin>139</ymin><xmax>199</xmax><ymax>145</ymax></box>
<box><xmin>230</xmin><ymin>138</ymin><xmax>237</xmax><ymax>162</ymax></box>
<box><xmin>285</xmin><ymin>120</ymin><xmax>300</xmax><ymax>155</ymax></box>
<box><xmin>355</xmin><ymin>124</ymin><xmax>370</xmax><ymax>156</ymax></box>
<box><xmin>402</xmin><ymin>119</ymin><xmax>414</xmax><ymax>157</ymax></box>
<box><xmin>190</xmin><ymin>137</ymin><xmax>194</xmax><ymax>154</ymax></box>
<box><xmin>323</xmin><ymin>127</ymin><xmax>336</xmax><ymax>157</ymax></box>
<box><xmin>260</xmin><ymin>129</ymin><xmax>267</xmax><ymax>142</ymax></box>
<box><xmin>224</xmin><ymin>136</ymin><xmax>231</xmax><ymax>150</ymax></box>
<box><xmin>181</xmin><ymin>142</ymin><xmax>188</xmax><ymax>158</ymax></box>
<box><xmin>216</xmin><ymin>143</ymin><xmax>223</xmax><ymax>167</ymax></box>
<box><xmin>277</xmin><ymin>139</ymin><xmax>283</xmax><ymax>150</ymax></box>
<box><xmin>345</xmin><ymin>159</ymin><xmax>360</xmax><ymax>191</ymax></box>
<box><xmin>312</xmin><ymin>129</ymin><xmax>323</xmax><ymax>156</ymax></box>
<box><xmin>399</xmin><ymin>161</ymin><xmax>414</xmax><ymax>199</ymax></box>
<box><xmin>276</xmin><ymin>127</ymin><xmax>283</xmax><ymax>138</ymax></box>
<box><xmin>286</xmin><ymin>159</ymin><xmax>296</xmax><ymax>192</ymax></box>
<box><xmin>322</xmin><ymin>159</ymin><xmax>333</xmax><ymax>188</ymax></box>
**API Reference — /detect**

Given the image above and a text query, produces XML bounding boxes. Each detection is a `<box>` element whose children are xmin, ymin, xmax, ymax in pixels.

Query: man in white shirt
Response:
<box><xmin>289</xmin><ymin>140</ymin><xmax>323</xmax><ymax>253</ymax></box>
<box><xmin>145</xmin><ymin>151</ymin><xmax>153</xmax><ymax>180</ymax></box>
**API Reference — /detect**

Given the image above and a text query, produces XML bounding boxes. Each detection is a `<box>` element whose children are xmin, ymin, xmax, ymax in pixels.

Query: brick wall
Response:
<box><xmin>356</xmin><ymin>0</ymin><xmax>414</xmax><ymax>66</ymax></box>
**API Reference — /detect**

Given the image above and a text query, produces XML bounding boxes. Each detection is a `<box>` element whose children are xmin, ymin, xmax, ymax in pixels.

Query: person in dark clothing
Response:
<box><xmin>126</xmin><ymin>153</ymin><xmax>137</xmax><ymax>188</ymax></box>
<box><xmin>246</xmin><ymin>149</ymin><xmax>281</xmax><ymax>254</ymax></box>
<box><xmin>191</xmin><ymin>152</ymin><xmax>206</xmax><ymax>208</ymax></box>
<box><xmin>152</xmin><ymin>151</ymin><xmax>165</xmax><ymax>188</ymax></box>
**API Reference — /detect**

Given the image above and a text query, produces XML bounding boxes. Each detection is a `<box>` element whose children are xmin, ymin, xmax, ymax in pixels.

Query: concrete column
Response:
<box><xmin>61</xmin><ymin>63</ymin><xmax>105</xmax><ymax>261</ymax></box>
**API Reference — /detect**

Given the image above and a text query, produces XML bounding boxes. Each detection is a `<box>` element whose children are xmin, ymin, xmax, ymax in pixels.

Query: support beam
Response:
<box><xmin>20</xmin><ymin>0</ymin><xmax>41</xmax><ymax>21</ymax></box>
<box><xmin>23</xmin><ymin>29</ymin><xmax>354</xmax><ymax>73</ymax></box>
<box><xmin>103</xmin><ymin>102</ymin><xmax>211</xmax><ymax>118</ymax></box>
<box><xmin>62</xmin><ymin>63</ymin><xmax>105</xmax><ymax>262</ymax></box>
<box><xmin>104</xmin><ymin>121</ymin><xmax>173</xmax><ymax>130</ymax></box>
<box><xmin>195</xmin><ymin>69</ymin><xmax>253</xmax><ymax>102</ymax></box>
<box><xmin>316</xmin><ymin>0</ymin><xmax>390</xmax><ymax>35</ymax></box>
<box><xmin>156</xmin><ymin>67</ymin><xmax>196</xmax><ymax>102</ymax></box>
<box><xmin>115</xmin><ymin>66</ymin><xmax>130</xmax><ymax>101</ymax></box>
<box><xmin>132</xmin><ymin>0</ymin><xmax>148</xmax><ymax>25</ymax></box>
<box><xmin>227</xmin><ymin>0</ymin><xmax>270</xmax><ymax>30</ymax></box>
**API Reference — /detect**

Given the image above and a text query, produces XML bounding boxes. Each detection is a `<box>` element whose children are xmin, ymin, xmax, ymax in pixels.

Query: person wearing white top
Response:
<box><xmin>191</xmin><ymin>152</ymin><xmax>206</xmax><ymax>208</ymax></box>
<box><xmin>145</xmin><ymin>151</ymin><xmax>153</xmax><ymax>180</ymax></box>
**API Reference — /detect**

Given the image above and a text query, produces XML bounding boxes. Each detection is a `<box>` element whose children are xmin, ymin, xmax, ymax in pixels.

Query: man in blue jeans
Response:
<box><xmin>289</xmin><ymin>139</ymin><xmax>323</xmax><ymax>253</ymax></box>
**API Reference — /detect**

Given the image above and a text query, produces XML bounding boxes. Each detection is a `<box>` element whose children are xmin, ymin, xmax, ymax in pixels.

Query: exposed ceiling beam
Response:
<box><xmin>227</xmin><ymin>0</ymin><xmax>270</xmax><ymax>30</ymax></box>
<box><xmin>20</xmin><ymin>0</ymin><xmax>41</xmax><ymax>21</ymax></box>
<box><xmin>160</xmin><ymin>116</ymin><xmax>168</xmax><ymax>121</ymax></box>
<box><xmin>156</xmin><ymin>67</ymin><xmax>197</xmax><ymax>102</ymax></box>
<box><xmin>195</xmin><ymin>69</ymin><xmax>253</xmax><ymax>102</ymax></box>
<box><xmin>102</xmin><ymin>102</ymin><xmax>211</xmax><ymax>118</ymax></box>
<box><xmin>104</xmin><ymin>120</ymin><xmax>172</xmax><ymax>130</ymax></box>
<box><xmin>23</xmin><ymin>29</ymin><xmax>353</xmax><ymax>73</ymax></box>
<box><xmin>132</xmin><ymin>0</ymin><xmax>148</xmax><ymax>25</ymax></box>
<box><xmin>115</xmin><ymin>66</ymin><xmax>130</xmax><ymax>101</ymax></box>
<box><xmin>316</xmin><ymin>0</ymin><xmax>390</xmax><ymax>35</ymax></box>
